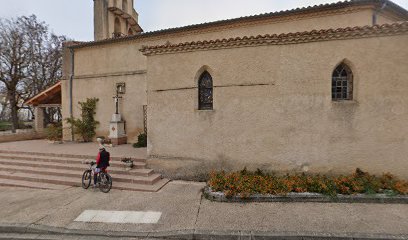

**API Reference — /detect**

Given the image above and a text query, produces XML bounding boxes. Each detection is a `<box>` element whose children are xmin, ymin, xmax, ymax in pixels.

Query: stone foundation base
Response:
<box><xmin>110</xmin><ymin>136</ymin><xmax>127</xmax><ymax>146</ymax></box>
<box><xmin>204</xmin><ymin>187</ymin><xmax>408</xmax><ymax>203</ymax></box>
<box><xmin>0</xmin><ymin>131</ymin><xmax>45</xmax><ymax>143</ymax></box>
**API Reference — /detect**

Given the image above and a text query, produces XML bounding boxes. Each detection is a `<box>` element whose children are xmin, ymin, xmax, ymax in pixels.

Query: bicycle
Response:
<box><xmin>82</xmin><ymin>160</ymin><xmax>112</xmax><ymax>193</ymax></box>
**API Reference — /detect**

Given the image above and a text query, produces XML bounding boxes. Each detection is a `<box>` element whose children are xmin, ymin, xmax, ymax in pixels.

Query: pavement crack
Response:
<box><xmin>31</xmin><ymin>214</ymin><xmax>50</xmax><ymax>226</ymax></box>
<box><xmin>193</xmin><ymin>194</ymin><xmax>203</xmax><ymax>229</ymax></box>
<box><xmin>62</xmin><ymin>193</ymin><xmax>84</xmax><ymax>207</ymax></box>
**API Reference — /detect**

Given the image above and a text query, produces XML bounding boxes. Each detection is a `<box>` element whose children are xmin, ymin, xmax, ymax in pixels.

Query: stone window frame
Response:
<box><xmin>332</xmin><ymin>62</ymin><xmax>353</xmax><ymax>101</ymax></box>
<box><xmin>198</xmin><ymin>71</ymin><xmax>214</xmax><ymax>111</ymax></box>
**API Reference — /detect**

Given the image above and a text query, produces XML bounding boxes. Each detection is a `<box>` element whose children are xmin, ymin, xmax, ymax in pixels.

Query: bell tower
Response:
<box><xmin>94</xmin><ymin>0</ymin><xmax>143</xmax><ymax>41</ymax></box>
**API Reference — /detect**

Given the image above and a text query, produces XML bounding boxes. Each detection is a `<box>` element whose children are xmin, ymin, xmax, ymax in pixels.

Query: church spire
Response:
<box><xmin>94</xmin><ymin>0</ymin><xmax>142</xmax><ymax>41</ymax></box>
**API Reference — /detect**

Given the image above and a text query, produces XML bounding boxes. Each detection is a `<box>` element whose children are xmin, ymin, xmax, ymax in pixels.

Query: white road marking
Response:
<box><xmin>74</xmin><ymin>210</ymin><xmax>162</xmax><ymax>224</ymax></box>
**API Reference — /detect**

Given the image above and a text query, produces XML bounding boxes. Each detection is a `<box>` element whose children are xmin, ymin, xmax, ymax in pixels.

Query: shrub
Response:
<box><xmin>121</xmin><ymin>158</ymin><xmax>134</xmax><ymax>168</ymax></box>
<box><xmin>45</xmin><ymin>122</ymin><xmax>62</xmax><ymax>141</ymax></box>
<box><xmin>133</xmin><ymin>133</ymin><xmax>147</xmax><ymax>148</ymax></box>
<box><xmin>208</xmin><ymin>168</ymin><xmax>408</xmax><ymax>199</ymax></box>
<box><xmin>66</xmin><ymin>98</ymin><xmax>99</xmax><ymax>142</ymax></box>
<box><xmin>121</xmin><ymin>157</ymin><xmax>133</xmax><ymax>163</ymax></box>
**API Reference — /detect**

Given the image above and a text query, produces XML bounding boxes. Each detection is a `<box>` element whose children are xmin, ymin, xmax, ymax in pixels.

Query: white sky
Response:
<box><xmin>0</xmin><ymin>0</ymin><xmax>407</xmax><ymax>41</ymax></box>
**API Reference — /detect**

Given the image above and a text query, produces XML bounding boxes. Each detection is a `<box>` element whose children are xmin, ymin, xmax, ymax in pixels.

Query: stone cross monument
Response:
<box><xmin>108</xmin><ymin>90</ymin><xmax>127</xmax><ymax>146</ymax></box>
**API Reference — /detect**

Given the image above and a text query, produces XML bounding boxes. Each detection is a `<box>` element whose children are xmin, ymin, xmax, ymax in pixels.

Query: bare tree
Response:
<box><xmin>0</xmin><ymin>15</ymin><xmax>65</xmax><ymax>132</ymax></box>
<box><xmin>0</xmin><ymin>86</ymin><xmax>8</xmax><ymax>121</ymax></box>
<box><xmin>0</xmin><ymin>17</ymin><xmax>28</xmax><ymax>132</ymax></box>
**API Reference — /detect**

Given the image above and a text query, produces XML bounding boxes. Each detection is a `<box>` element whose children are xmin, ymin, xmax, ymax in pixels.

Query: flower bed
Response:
<box><xmin>207</xmin><ymin>168</ymin><xmax>408</xmax><ymax>201</ymax></box>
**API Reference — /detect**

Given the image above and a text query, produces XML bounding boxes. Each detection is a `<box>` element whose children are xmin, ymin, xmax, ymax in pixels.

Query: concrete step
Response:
<box><xmin>0</xmin><ymin>150</ymin><xmax>168</xmax><ymax>192</ymax></box>
<box><xmin>0</xmin><ymin>149</ymin><xmax>144</xmax><ymax>162</ymax></box>
<box><xmin>0</xmin><ymin>164</ymin><xmax>162</xmax><ymax>185</ymax></box>
<box><xmin>0</xmin><ymin>153</ymin><xmax>145</xmax><ymax>168</ymax></box>
<box><xmin>0</xmin><ymin>170</ymin><xmax>169</xmax><ymax>192</ymax></box>
<box><xmin>0</xmin><ymin>158</ymin><xmax>149</xmax><ymax>175</ymax></box>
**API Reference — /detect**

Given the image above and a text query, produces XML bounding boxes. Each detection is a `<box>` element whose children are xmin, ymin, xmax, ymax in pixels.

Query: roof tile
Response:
<box><xmin>140</xmin><ymin>22</ymin><xmax>408</xmax><ymax>56</ymax></box>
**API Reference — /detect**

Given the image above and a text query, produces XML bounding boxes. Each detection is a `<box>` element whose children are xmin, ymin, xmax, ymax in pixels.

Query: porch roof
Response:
<box><xmin>25</xmin><ymin>81</ymin><xmax>61</xmax><ymax>107</ymax></box>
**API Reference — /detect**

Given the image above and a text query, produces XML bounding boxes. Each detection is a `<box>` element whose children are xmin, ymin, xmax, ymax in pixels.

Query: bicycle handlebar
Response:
<box><xmin>84</xmin><ymin>160</ymin><xmax>96</xmax><ymax>165</ymax></box>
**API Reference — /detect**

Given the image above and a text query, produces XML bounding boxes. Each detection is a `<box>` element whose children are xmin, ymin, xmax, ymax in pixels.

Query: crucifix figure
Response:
<box><xmin>113</xmin><ymin>93</ymin><xmax>123</xmax><ymax>114</ymax></box>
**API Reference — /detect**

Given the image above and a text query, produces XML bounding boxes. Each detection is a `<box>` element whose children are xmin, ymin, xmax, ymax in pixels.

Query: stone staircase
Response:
<box><xmin>0</xmin><ymin>150</ymin><xmax>169</xmax><ymax>192</ymax></box>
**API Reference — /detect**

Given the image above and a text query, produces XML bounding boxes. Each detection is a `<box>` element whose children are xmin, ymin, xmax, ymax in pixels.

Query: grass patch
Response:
<box><xmin>0</xmin><ymin>121</ymin><xmax>32</xmax><ymax>131</ymax></box>
<box><xmin>0</xmin><ymin>121</ymin><xmax>11</xmax><ymax>131</ymax></box>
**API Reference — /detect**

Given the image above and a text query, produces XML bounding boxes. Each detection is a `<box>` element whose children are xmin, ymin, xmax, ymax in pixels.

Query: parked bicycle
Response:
<box><xmin>82</xmin><ymin>160</ymin><xmax>112</xmax><ymax>193</ymax></box>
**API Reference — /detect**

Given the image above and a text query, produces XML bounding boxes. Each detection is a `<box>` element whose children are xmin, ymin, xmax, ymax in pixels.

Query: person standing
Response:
<box><xmin>93</xmin><ymin>147</ymin><xmax>110</xmax><ymax>187</ymax></box>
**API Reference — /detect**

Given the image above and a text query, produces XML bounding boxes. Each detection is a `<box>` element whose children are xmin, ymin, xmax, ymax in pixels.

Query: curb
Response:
<box><xmin>203</xmin><ymin>187</ymin><xmax>408</xmax><ymax>204</ymax></box>
<box><xmin>0</xmin><ymin>224</ymin><xmax>408</xmax><ymax>240</ymax></box>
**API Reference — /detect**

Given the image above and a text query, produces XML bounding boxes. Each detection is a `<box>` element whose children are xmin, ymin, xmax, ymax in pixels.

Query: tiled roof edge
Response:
<box><xmin>140</xmin><ymin>22</ymin><xmax>408</xmax><ymax>56</ymax></box>
<box><xmin>140</xmin><ymin>0</ymin><xmax>408</xmax><ymax>35</ymax></box>
<box><xmin>68</xmin><ymin>0</ymin><xmax>408</xmax><ymax>50</ymax></box>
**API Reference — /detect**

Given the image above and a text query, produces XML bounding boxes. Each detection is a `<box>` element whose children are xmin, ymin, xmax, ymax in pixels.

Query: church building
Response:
<box><xmin>61</xmin><ymin>0</ymin><xmax>408</xmax><ymax>179</ymax></box>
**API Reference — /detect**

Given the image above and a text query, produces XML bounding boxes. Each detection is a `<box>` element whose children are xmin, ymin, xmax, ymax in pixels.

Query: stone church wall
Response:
<box><xmin>62</xmin><ymin>42</ymin><xmax>147</xmax><ymax>143</ymax></box>
<box><xmin>146</xmin><ymin>34</ymin><xmax>408</xmax><ymax>180</ymax></box>
<box><xmin>61</xmin><ymin>3</ymin><xmax>406</xmax><ymax>149</ymax></box>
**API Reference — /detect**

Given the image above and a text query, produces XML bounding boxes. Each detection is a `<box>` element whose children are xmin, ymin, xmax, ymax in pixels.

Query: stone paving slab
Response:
<box><xmin>195</xmin><ymin>199</ymin><xmax>408</xmax><ymax>235</ymax></box>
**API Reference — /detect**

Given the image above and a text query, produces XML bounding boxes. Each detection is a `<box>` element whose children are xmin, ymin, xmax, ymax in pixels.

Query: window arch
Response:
<box><xmin>198</xmin><ymin>71</ymin><xmax>213</xmax><ymax>110</ymax></box>
<box><xmin>114</xmin><ymin>17</ymin><xmax>121</xmax><ymax>36</ymax></box>
<box><xmin>332</xmin><ymin>63</ymin><xmax>353</xmax><ymax>101</ymax></box>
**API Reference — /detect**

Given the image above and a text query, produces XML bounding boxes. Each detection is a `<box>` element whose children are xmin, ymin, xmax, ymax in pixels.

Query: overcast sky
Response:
<box><xmin>0</xmin><ymin>0</ymin><xmax>407</xmax><ymax>41</ymax></box>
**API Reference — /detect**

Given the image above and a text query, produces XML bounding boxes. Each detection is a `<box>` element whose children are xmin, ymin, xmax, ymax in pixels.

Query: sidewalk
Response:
<box><xmin>0</xmin><ymin>182</ymin><xmax>407</xmax><ymax>239</ymax></box>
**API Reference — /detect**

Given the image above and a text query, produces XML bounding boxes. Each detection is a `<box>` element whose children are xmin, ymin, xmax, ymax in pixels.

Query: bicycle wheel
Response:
<box><xmin>98</xmin><ymin>172</ymin><xmax>112</xmax><ymax>193</ymax></box>
<box><xmin>82</xmin><ymin>170</ymin><xmax>92</xmax><ymax>189</ymax></box>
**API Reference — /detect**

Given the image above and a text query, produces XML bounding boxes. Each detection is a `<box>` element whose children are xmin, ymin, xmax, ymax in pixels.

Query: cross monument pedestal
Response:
<box><xmin>109</xmin><ymin>113</ymin><xmax>127</xmax><ymax>146</ymax></box>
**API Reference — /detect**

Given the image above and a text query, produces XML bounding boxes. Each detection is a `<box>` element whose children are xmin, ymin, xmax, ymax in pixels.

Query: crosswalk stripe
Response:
<box><xmin>74</xmin><ymin>210</ymin><xmax>162</xmax><ymax>224</ymax></box>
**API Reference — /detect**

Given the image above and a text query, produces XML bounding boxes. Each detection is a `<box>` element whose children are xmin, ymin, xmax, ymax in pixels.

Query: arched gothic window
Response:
<box><xmin>198</xmin><ymin>71</ymin><xmax>213</xmax><ymax>110</ymax></box>
<box><xmin>332</xmin><ymin>63</ymin><xmax>353</xmax><ymax>101</ymax></box>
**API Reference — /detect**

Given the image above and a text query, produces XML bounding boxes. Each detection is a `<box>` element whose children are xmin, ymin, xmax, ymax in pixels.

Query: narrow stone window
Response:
<box><xmin>122</xmin><ymin>0</ymin><xmax>128</xmax><ymax>12</ymax></box>
<box><xmin>198</xmin><ymin>71</ymin><xmax>213</xmax><ymax>110</ymax></box>
<box><xmin>114</xmin><ymin>17</ymin><xmax>121</xmax><ymax>37</ymax></box>
<box><xmin>332</xmin><ymin>63</ymin><xmax>353</xmax><ymax>101</ymax></box>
